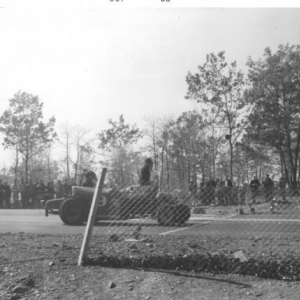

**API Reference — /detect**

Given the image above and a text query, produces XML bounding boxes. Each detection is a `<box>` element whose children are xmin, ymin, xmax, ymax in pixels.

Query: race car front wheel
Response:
<box><xmin>59</xmin><ymin>198</ymin><xmax>84</xmax><ymax>225</ymax></box>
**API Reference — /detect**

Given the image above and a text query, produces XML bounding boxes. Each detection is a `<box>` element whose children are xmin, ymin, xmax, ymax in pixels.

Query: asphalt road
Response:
<box><xmin>0</xmin><ymin>209</ymin><xmax>300</xmax><ymax>239</ymax></box>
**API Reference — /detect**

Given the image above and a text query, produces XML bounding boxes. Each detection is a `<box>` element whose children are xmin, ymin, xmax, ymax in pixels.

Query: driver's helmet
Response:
<box><xmin>85</xmin><ymin>171</ymin><xmax>97</xmax><ymax>181</ymax></box>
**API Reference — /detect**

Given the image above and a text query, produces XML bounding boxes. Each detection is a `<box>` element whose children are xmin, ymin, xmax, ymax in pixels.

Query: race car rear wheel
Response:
<box><xmin>59</xmin><ymin>198</ymin><xmax>84</xmax><ymax>225</ymax></box>
<box><xmin>157</xmin><ymin>205</ymin><xmax>176</xmax><ymax>226</ymax></box>
<box><xmin>173</xmin><ymin>204</ymin><xmax>191</xmax><ymax>225</ymax></box>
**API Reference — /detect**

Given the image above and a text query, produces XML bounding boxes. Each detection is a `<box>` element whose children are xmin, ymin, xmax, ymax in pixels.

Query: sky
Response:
<box><xmin>0</xmin><ymin>0</ymin><xmax>300</xmax><ymax>168</ymax></box>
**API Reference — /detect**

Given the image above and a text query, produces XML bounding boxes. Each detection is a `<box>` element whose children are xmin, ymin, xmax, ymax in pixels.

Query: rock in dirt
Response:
<box><xmin>49</xmin><ymin>261</ymin><xmax>55</xmax><ymax>266</ymax></box>
<box><xmin>233</xmin><ymin>250</ymin><xmax>247</xmax><ymax>262</ymax></box>
<box><xmin>24</xmin><ymin>278</ymin><xmax>35</xmax><ymax>287</ymax></box>
<box><xmin>10</xmin><ymin>294</ymin><xmax>21</xmax><ymax>300</ymax></box>
<box><xmin>0</xmin><ymin>242</ymin><xmax>6</xmax><ymax>248</ymax></box>
<box><xmin>108</xmin><ymin>281</ymin><xmax>116</xmax><ymax>289</ymax></box>
<box><xmin>17</xmin><ymin>276</ymin><xmax>35</xmax><ymax>287</ymax></box>
<box><xmin>130</xmin><ymin>244</ymin><xmax>138</xmax><ymax>250</ymax></box>
<box><xmin>12</xmin><ymin>285</ymin><xmax>28</xmax><ymax>294</ymax></box>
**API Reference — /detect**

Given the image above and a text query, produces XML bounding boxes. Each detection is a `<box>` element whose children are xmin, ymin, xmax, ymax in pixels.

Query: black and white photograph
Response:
<box><xmin>1</xmin><ymin>1</ymin><xmax>300</xmax><ymax>299</ymax></box>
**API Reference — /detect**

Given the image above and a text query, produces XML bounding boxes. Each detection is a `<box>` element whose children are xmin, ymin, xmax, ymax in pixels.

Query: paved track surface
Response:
<box><xmin>1</xmin><ymin>209</ymin><xmax>300</xmax><ymax>239</ymax></box>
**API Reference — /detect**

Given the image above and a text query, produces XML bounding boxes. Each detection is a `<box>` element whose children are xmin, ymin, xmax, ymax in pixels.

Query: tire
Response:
<box><xmin>59</xmin><ymin>198</ymin><xmax>84</xmax><ymax>225</ymax></box>
<box><xmin>119</xmin><ymin>198</ymin><xmax>133</xmax><ymax>220</ymax></box>
<box><xmin>157</xmin><ymin>205</ymin><xmax>176</xmax><ymax>226</ymax></box>
<box><xmin>174</xmin><ymin>204</ymin><xmax>191</xmax><ymax>225</ymax></box>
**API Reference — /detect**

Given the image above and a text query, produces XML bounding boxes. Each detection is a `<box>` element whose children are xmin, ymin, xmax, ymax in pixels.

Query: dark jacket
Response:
<box><xmin>279</xmin><ymin>177</ymin><xmax>286</xmax><ymax>189</ymax></box>
<box><xmin>250</xmin><ymin>179</ymin><xmax>260</xmax><ymax>190</ymax></box>
<box><xmin>263</xmin><ymin>177</ymin><xmax>273</xmax><ymax>188</ymax></box>
<box><xmin>82</xmin><ymin>179</ymin><xmax>95</xmax><ymax>188</ymax></box>
<box><xmin>140</xmin><ymin>165</ymin><xmax>151</xmax><ymax>186</ymax></box>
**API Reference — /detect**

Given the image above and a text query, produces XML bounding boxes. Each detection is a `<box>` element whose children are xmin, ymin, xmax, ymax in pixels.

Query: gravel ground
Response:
<box><xmin>1</xmin><ymin>232</ymin><xmax>300</xmax><ymax>299</ymax></box>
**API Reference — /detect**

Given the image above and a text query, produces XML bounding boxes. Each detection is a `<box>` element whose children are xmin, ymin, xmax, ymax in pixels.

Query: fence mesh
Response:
<box><xmin>42</xmin><ymin>178</ymin><xmax>300</xmax><ymax>280</ymax></box>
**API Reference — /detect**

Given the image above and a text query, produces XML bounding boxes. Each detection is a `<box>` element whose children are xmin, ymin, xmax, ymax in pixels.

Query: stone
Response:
<box><xmin>108</xmin><ymin>281</ymin><xmax>116</xmax><ymax>289</ymax></box>
<box><xmin>12</xmin><ymin>285</ymin><xmax>28</xmax><ymax>294</ymax></box>
<box><xmin>10</xmin><ymin>294</ymin><xmax>21</xmax><ymax>300</ymax></box>
<box><xmin>130</xmin><ymin>244</ymin><xmax>138</xmax><ymax>250</ymax></box>
<box><xmin>233</xmin><ymin>250</ymin><xmax>247</xmax><ymax>262</ymax></box>
<box><xmin>23</xmin><ymin>278</ymin><xmax>35</xmax><ymax>287</ymax></box>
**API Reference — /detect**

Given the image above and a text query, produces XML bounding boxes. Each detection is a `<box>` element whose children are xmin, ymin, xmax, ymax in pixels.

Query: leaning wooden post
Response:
<box><xmin>78</xmin><ymin>168</ymin><xmax>107</xmax><ymax>266</ymax></box>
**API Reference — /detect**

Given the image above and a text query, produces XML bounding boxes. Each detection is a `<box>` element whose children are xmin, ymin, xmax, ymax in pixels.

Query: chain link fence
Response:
<box><xmin>43</xmin><ymin>176</ymin><xmax>300</xmax><ymax>280</ymax></box>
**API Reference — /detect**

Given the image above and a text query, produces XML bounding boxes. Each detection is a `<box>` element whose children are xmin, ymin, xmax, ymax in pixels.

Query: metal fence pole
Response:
<box><xmin>78</xmin><ymin>168</ymin><xmax>107</xmax><ymax>266</ymax></box>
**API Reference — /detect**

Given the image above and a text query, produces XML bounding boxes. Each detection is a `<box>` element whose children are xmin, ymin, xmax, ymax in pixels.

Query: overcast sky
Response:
<box><xmin>0</xmin><ymin>1</ymin><xmax>300</xmax><ymax>168</ymax></box>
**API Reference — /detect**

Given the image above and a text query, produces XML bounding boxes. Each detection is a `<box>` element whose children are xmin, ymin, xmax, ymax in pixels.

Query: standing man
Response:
<box><xmin>140</xmin><ymin>158</ymin><xmax>154</xmax><ymax>186</ymax></box>
<box><xmin>0</xmin><ymin>179</ymin><xmax>4</xmax><ymax>208</ymax></box>
<box><xmin>224</xmin><ymin>177</ymin><xmax>233</xmax><ymax>205</ymax></box>
<box><xmin>12</xmin><ymin>180</ymin><xmax>19</xmax><ymax>207</ymax></box>
<box><xmin>140</xmin><ymin>158</ymin><xmax>158</xmax><ymax>215</ymax></box>
<box><xmin>19</xmin><ymin>178</ymin><xmax>26</xmax><ymax>208</ymax></box>
<box><xmin>250</xmin><ymin>176</ymin><xmax>260</xmax><ymax>204</ymax></box>
<box><xmin>279</xmin><ymin>174</ymin><xmax>287</xmax><ymax>201</ymax></box>
<box><xmin>82</xmin><ymin>171</ymin><xmax>97</xmax><ymax>188</ymax></box>
<box><xmin>263</xmin><ymin>174</ymin><xmax>273</xmax><ymax>202</ymax></box>
<box><xmin>189</xmin><ymin>180</ymin><xmax>197</xmax><ymax>205</ymax></box>
<box><xmin>3</xmin><ymin>182</ymin><xmax>11</xmax><ymax>208</ymax></box>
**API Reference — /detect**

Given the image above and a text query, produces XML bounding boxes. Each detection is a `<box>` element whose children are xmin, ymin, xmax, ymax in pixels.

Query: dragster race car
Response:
<box><xmin>43</xmin><ymin>184</ymin><xmax>191</xmax><ymax>227</ymax></box>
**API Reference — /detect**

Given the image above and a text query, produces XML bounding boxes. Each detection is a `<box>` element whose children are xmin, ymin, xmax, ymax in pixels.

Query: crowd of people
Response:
<box><xmin>0</xmin><ymin>178</ymin><xmax>74</xmax><ymax>209</ymax></box>
<box><xmin>189</xmin><ymin>173</ymin><xmax>289</xmax><ymax>206</ymax></box>
<box><xmin>0</xmin><ymin>165</ymin><xmax>292</xmax><ymax>209</ymax></box>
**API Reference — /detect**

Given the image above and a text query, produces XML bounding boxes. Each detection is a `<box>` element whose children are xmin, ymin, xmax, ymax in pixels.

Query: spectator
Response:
<box><xmin>82</xmin><ymin>171</ymin><xmax>97</xmax><ymax>188</ymax></box>
<box><xmin>263</xmin><ymin>174</ymin><xmax>273</xmax><ymax>202</ymax></box>
<box><xmin>232</xmin><ymin>182</ymin><xmax>239</xmax><ymax>205</ymax></box>
<box><xmin>279</xmin><ymin>174</ymin><xmax>287</xmax><ymax>201</ymax></box>
<box><xmin>140</xmin><ymin>158</ymin><xmax>159</xmax><ymax>215</ymax></box>
<box><xmin>140</xmin><ymin>158</ymin><xmax>153</xmax><ymax>186</ymax></box>
<box><xmin>28</xmin><ymin>179</ymin><xmax>37</xmax><ymax>207</ymax></box>
<box><xmin>224</xmin><ymin>177</ymin><xmax>233</xmax><ymax>205</ymax></box>
<box><xmin>35</xmin><ymin>179</ymin><xmax>45</xmax><ymax>205</ymax></box>
<box><xmin>63</xmin><ymin>180</ymin><xmax>70</xmax><ymax>197</ymax></box>
<box><xmin>47</xmin><ymin>181</ymin><xmax>55</xmax><ymax>199</ymax></box>
<box><xmin>0</xmin><ymin>179</ymin><xmax>4</xmax><ymax>208</ymax></box>
<box><xmin>207</xmin><ymin>178</ymin><xmax>216</xmax><ymax>205</ymax></box>
<box><xmin>12</xmin><ymin>179</ymin><xmax>19</xmax><ymax>207</ymax></box>
<box><xmin>3</xmin><ymin>182</ymin><xmax>11</xmax><ymax>208</ymax></box>
<box><xmin>55</xmin><ymin>180</ymin><xmax>64</xmax><ymax>198</ymax></box>
<box><xmin>250</xmin><ymin>176</ymin><xmax>260</xmax><ymax>204</ymax></box>
<box><xmin>239</xmin><ymin>182</ymin><xmax>247</xmax><ymax>205</ymax></box>
<box><xmin>19</xmin><ymin>178</ymin><xmax>29</xmax><ymax>209</ymax></box>
<box><xmin>216</xmin><ymin>178</ymin><xmax>225</xmax><ymax>206</ymax></box>
<box><xmin>36</xmin><ymin>179</ymin><xmax>46</xmax><ymax>192</ymax></box>
<box><xmin>189</xmin><ymin>180</ymin><xmax>197</xmax><ymax>205</ymax></box>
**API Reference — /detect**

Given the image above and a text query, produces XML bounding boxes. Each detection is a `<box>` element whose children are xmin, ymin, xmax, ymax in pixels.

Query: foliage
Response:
<box><xmin>98</xmin><ymin>115</ymin><xmax>142</xmax><ymax>152</ymax></box>
<box><xmin>98</xmin><ymin>115</ymin><xmax>143</xmax><ymax>186</ymax></box>
<box><xmin>0</xmin><ymin>91</ymin><xmax>56</xmax><ymax>181</ymax></box>
<box><xmin>186</xmin><ymin>52</ymin><xmax>251</xmax><ymax>179</ymax></box>
<box><xmin>246</xmin><ymin>44</ymin><xmax>300</xmax><ymax>187</ymax></box>
<box><xmin>167</xmin><ymin>111</ymin><xmax>206</xmax><ymax>186</ymax></box>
